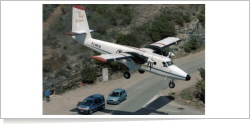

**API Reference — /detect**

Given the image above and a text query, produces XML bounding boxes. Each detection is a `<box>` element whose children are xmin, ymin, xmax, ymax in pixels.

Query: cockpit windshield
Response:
<box><xmin>166</xmin><ymin>61</ymin><xmax>173</xmax><ymax>66</ymax></box>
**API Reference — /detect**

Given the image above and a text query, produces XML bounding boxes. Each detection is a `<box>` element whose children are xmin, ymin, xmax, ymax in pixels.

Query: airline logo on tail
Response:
<box><xmin>76</xmin><ymin>11</ymin><xmax>84</xmax><ymax>22</ymax></box>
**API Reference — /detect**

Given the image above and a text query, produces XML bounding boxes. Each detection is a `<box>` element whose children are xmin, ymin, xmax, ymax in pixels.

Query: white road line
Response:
<box><xmin>109</xmin><ymin>110</ymin><xmax>115</xmax><ymax>114</ymax></box>
<box><xmin>142</xmin><ymin>95</ymin><xmax>159</xmax><ymax>108</ymax></box>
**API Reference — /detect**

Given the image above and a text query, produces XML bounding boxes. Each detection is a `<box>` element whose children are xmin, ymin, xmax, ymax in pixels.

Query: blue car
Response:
<box><xmin>77</xmin><ymin>94</ymin><xmax>105</xmax><ymax>115</ymax></box>
<box><xmin>107</xmin><ymin>88</ymin><xmax>127</xmax><ymax>105</ymax></box>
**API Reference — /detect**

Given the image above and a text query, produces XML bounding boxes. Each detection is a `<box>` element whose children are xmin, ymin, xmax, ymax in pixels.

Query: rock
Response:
<box><xmin>186</xmin><ymin>100</ymin><xmax>191</xmax><ymax>104</ymax></box>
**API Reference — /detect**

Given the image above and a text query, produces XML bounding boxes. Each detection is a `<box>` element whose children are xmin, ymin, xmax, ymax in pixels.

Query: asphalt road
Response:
<box><xmin>89</xmin><ymin>55</ymin><xmax>205</xmax><ymax>115</ymax></box>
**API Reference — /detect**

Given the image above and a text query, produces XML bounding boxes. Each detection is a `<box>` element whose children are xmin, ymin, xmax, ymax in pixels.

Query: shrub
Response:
<box><xmin>149</xmin><ymin>19</ymin><xmax>177</xmax><ymax>42</ymax></box>
<box><xmin>60</xmin><ymin>4</ymin><xmax>69</xmax><ymax>14</ymax></box>
<box><xmin>55</xmin><ymin>69</ymin><xmax>71</xmax><ymax>78</ymax></box>
<box><xmin>81</xmin><ymin>65</ymin><xmax>97</xmax><ymax>83</ymax></box>
<box><xmin>197</xmin><ymin>8</ymin><xmax>205</xmax><ymax>26</ymax></box>
<box><xmin>116</xmin><ymin>33</ymin><xmax>141</xmax><ymax>48</ymax></box>
<box><xmin>43</xmin><ymin>61</ymin><xmax>53</xmax><ymax>73</ymax></box>
<box><xmin>198</xmin><ymin>68</ymin><xmax>205</xmax><ymax>81</ymax></box>
<box><xmin>184</xmin><ymin>37</ymin><xmax>199</xmax><ymax>53</ymax></box>
<box><xmin>43</xmin><ymin>4</ymin><xmax>59</xmax><ymax>22</ymax></box>
<box><xmin>196</xmin><ymin>68</ymin><xmax>205</xmax><ymax>103</ymax></box>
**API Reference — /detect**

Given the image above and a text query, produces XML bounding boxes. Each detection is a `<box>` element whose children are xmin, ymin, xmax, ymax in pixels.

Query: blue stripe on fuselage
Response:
<box><xmin>85</xmin><ymin>43</ymin><xmax>111</xmax><ymax>54</ymax></box>
<box><xmin>151</xmin><ymin>67</ymin><xmax>186</xmax><ymax>79</ymax></box>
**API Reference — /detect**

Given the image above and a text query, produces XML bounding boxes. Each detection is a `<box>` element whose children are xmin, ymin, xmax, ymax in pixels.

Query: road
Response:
<box><xmin>73</xmin><ymin>55</ymin><xmax>205</xmax><ymax>115</ymax></box>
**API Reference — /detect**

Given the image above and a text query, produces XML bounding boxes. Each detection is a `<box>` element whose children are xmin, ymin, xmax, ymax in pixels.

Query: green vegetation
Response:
<box><xmin>149</xmin><ymin>19</ymin><xmax>177</xmax><ymax>42</ymax></box>
<box><xmin>180</xmin><ymin>91</ymin><xmax>194</xmax><ymax>101</ymax></box>
<box><xmin>184</xmin><ymin>36</ymin><xmax>199</xmax><ymax>53</ymax></box>
<box><xmin>180</xmin><ymin>68</ymin><xmax>205</xmax><ymax>103</ymax></box>
<box><xmin>43</xmin><ymin>4</ymin><xmax>59</xmax><ymax>22</ymax></box>
<box><xmin>81</xmin><ymin>65</ymin><xmax>97</xmax><ymax>83</ymax></box>
<box><xmin>116</xmin><ymin>33</ymin><xmax>141</xmax><ymax>47</ymax></box>
<box><xmin>55</xmin><ymin>69</ymin><xmax>71</xmax><ymax>78</ymax></box>
<box><xmin>43</xmin><ymin>53</ymin><xmax>68</xmax><ymax>73</ymax></box>
<box><xmin>197</xmin><ymin>8</ymin><xmax>205</xmax><ymax>26</ymax></box>
<box><xmin>196</xmin><ymin>68</ymin><xmax>205</xmax><ymax>102</ymax></box>
<box><xmin>43</xmin><ymin>61</ymin><xmax>53</xmax><ymax>73</ymax></box>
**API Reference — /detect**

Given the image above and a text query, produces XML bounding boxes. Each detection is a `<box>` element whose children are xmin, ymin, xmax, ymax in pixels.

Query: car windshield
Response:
<box><xmin>81</xmin><ymin>99</ymin><xmax>93</xmax><ymax>106</ymax></box>
<box><xmin>166</xmin><ymin>61</ymin><xmax>173</xmax><ymax>66</ymax></box>
<box><xmin>110</xmin><ymin>92</ymin><xmax>120</xmax><ymax>97</ymax></box>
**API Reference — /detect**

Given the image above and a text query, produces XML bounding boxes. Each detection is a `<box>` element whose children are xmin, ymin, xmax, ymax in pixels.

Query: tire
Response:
<box><xmin>89</xmin><ymin>110</ymin><xmax>93</xmax><ymax>115</ymax></box>
<box><xmin>117</xmin><ymin>100</ymin><xmax>120</xmax><ymax>105</ymax></box>
<box><xmin>138</xmin><ymin>69</ymin><xmax>145</xmax><ymax>74</ymax></box>
<box><xmin>124</xmin><ymin>72</ymin><xmax>131</xmax><ymax>79</ymax></box>
<box><xmin>169</xmin><ymin>82</ymin><xmax>175</xmax><ymax>88</ymax></box>
<box><xmin>101</xmin><ymin>105</ymin><xmax>105</xmax><ymax>110</ymax></box>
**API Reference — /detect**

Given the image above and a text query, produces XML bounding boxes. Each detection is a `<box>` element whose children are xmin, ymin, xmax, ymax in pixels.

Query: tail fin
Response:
<box><xmin>71</xmin><ymin>5</ymin><xmax>92</xmax><ymax>44</ymax></box>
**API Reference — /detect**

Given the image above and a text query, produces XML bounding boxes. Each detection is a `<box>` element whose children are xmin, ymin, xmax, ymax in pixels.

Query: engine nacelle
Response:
<box><xmin>126</xmin><ymin>52</ymin><xmax>148</xmax><ymax>64</ymax></box>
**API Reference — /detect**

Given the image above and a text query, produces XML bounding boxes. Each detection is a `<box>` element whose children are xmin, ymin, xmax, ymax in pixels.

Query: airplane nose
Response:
<box><xmin>186</xmin><ymin>74</ymin><xmax>191</xmax><ymax>81</ymax></box>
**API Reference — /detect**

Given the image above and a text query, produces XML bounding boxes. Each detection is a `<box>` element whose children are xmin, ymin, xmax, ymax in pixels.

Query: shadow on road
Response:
<box><xmin>70</xmin><ymin>108</ymin><xmax>78</xmax><ymax>112</ymax></box>
<box><xmin>98</xmin><ymin>95</ymin><xmax>175</xmax><ymax>115</ymax></box>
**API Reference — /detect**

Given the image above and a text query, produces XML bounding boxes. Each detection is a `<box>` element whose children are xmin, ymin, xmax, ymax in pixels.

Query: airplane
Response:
<box><xmin>66</xmin><ymin>5</ymin><xmax>191</xmax><ymax>88</ymax></box>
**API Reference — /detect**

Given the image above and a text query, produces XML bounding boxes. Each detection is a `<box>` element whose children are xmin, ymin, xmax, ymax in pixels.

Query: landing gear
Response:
<box><xmin>169</xmin><ymin>79</ymin><xmax>175</xmax><ymax>88</ymax></box>
<box><xmin>124</xmin><ymin>72</ymin><xmax>131</xmax><ymax>79</ymax></box>
<box><xmin>138</xmin><ymin>69</ymin><xmax>145</xmax><ymax>74</ymax></box>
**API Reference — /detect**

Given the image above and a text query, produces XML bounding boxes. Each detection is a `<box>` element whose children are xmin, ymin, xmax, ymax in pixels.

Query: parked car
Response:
<box><xmin>77</xmin><ymin>94</ymin><xmax>105</xmax><ymax>114</ymax></box>
<box><xmin>107</xmin><ymin>88</ymin><xmax>127</xmax><ymax>105</ymax></box>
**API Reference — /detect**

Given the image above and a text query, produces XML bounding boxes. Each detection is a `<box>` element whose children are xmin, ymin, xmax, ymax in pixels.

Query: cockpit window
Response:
<box><xmin>166</xmin><ymin>61</ymin><xmax>173</xmax><ymax>66</ymax></box>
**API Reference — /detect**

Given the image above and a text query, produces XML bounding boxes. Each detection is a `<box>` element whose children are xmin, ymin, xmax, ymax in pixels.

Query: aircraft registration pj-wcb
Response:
<box><xmin>66</xmin><ymin>5</ymin><xmax>191</xmax><ymax>88</ymax></box>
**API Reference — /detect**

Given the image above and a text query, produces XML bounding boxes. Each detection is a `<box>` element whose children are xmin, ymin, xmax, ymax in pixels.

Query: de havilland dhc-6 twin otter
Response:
<box><xmin>66</xmin><ymin>5</ymin><xmax>191</xmax><ymax>88</ymax></box>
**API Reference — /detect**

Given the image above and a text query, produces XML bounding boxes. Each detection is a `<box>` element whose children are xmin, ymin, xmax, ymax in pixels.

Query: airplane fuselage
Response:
<box><xmin>72</xmin><ymin>35</ymin><xmax>188</xmax><ymax>81</ymax></box>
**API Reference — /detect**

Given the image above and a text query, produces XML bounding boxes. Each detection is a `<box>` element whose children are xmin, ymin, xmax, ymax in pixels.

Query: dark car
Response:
<box><xmin>107</xmin><ymin>88</ymin><xmax>127</xmax><ymax>105</ymax></box>
<box><xmin>77</xmin><ymin>94</ymin><xmax>105</xmax><ymax>114</ymax></box>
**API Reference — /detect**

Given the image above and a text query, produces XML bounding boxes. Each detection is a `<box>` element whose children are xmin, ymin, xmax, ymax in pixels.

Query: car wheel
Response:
<box><xmin>117</xmin><ymin>100</ymin><xmax>120</xmax><ymax>105</ymax></box>
<box><xmin>101</xmin><ymin>105</ymin><xmax>105</xmax><ymax>110</ymax></box>
<box><xmin>89</xmin><ymin>110</ymin><xmax>93</xmax><ymax>114</ymax></box>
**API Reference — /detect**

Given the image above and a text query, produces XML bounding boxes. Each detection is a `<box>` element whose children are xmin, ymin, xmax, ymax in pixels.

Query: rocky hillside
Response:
<box><xmin>43</xmin><ymin>4</ymin><xmax>205</xmax><ymax>89</ymax></box>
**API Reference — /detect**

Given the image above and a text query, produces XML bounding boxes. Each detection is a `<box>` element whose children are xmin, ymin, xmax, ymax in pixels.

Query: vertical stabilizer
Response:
<box><xmin>71</xmin><ymin>5</ymin><xmax>92</xmax><ymax>44</ymax></box>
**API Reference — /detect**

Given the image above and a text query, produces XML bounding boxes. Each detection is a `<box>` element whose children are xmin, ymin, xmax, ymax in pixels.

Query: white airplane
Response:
<box><xmin>66</xmin><ymin>5</ymin><xmax>191</xmax><ymax>88</ymax></box>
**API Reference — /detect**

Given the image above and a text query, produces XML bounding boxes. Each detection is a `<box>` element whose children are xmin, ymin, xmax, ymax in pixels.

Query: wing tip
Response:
<box><xmin>91</xmin><ymin>56</ymin><xmax>107</xmax><ymax>63</ymax></box>
<box><xmin>73</xmin><ymin>5</ymin><xmax>85</xmax><ymax>10</ymax></box>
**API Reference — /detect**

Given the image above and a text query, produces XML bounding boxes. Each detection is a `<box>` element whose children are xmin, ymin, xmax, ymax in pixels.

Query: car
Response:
<box><xmin>107</xmin><ymin>88</ymin><xmax>127</xmax><ymax>105</ymax></box>
<box><xmin>77</xmin><ymin>94</ymin><xmax>105</xmax><ymax>115</ymax></box>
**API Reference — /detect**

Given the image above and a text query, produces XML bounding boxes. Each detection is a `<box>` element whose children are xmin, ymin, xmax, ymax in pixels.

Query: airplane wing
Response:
<box><xmin>149</xmin><ymin>37</ymin><xmax>181</xmax><ymax>49</ymax></box>
<box><xmin>91</xmin><ymin>53</ymin><xmax>133</xmax><ymax>63</ymax></box>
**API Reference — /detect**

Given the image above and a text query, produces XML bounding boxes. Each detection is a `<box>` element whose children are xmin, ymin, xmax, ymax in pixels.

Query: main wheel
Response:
<box><xmin>138</xmin><ymin>69</ymin><xmax>145</xmax><ymax>74</ymax></box>
<box><xmin>124</xmin><ymin>72</ymin><xmax>131</xmax><ymax>79</ymax></box>
<box><xmin>101</xmin><ymin>105</ymin><xmax>105</xmax><ymax>110</ymax></box>
<box><xmin>169</xmin><ymin>82</ymin><xmax>175</xmax><ymax>88</ymax></box>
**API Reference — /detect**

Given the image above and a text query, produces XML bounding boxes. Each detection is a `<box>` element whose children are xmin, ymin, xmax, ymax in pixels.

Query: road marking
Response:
<box><xmin>142</xmin><ymin>95</ymin><xmax>159</xmax><ymax>108</ymax></box>
<box><xmin>109</xmin><ymin>110</ymin><xmax>115</xmax><ymax>114</ymax></box>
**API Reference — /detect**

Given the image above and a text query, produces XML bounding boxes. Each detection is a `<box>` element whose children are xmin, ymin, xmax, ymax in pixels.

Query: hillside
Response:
<box><xmin>42</xmin><ymin>4</ymin><xmax>205</xmax><ymax>91</ymax></box>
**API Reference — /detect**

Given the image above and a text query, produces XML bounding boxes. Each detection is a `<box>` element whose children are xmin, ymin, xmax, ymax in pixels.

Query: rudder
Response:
<box><xmin>71</xmin><ymin>5</ymin><xmax>92</xmax><ymax>44</ymax></box>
